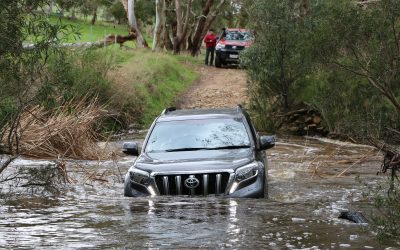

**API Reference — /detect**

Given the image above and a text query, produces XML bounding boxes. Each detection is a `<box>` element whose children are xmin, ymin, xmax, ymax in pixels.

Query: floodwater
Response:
<box><xmin>0</xmin><ymin>136</ymin><xmax>397</xmax><ymax>249</ymax></box>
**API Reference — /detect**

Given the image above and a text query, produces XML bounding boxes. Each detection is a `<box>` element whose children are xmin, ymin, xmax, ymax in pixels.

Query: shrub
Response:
<box><xmin>363</xmin><ymin>176</ymin><xmax>400</xmax><ymax>243</ymax></box>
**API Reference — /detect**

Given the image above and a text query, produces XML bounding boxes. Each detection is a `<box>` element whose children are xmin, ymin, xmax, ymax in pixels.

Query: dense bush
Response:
<box><xmin>243</xmin><ymin>0</ymin><xmax>400</xmax><ymax>243</ymax></box>
<box><xmin>241</xmin><ymin>0</ymin><xmax>311</xmax><ymax>112</ymax></box>
<box><xmin>41</xmin><ymin>49</ymin><xmax>113</xmax><ymax>106</ymax></box>
<box><xmin>363</xmin><ymin>176</ymin><xmax>400</xmax><ymax>243</ymax></box>
<box><xmin>243</xmin><ymin>0</ymin><xmax>400</xmax><ymax>139</ymax></box>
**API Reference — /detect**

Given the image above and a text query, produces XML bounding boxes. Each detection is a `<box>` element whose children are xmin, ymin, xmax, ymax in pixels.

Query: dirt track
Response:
<box><xmin>177</xmin><ymin>65</ymin><xmax>248</xmax><ymax>109</ymax></box>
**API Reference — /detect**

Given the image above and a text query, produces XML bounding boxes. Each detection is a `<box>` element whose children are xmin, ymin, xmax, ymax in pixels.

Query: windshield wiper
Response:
<box><xmin>166</xmin><ymin>147</ymin><xmax>208</xmax><ymax>152</ymax></box>
<box><xmin>165</xmin><ymin>145</ymin><xmax>250</xmax><ymax>152</ymax></box>
<box><xmin>205</xmin><ymin>145</ymin><xmax>251</xmax><ymax>150</ymax></box>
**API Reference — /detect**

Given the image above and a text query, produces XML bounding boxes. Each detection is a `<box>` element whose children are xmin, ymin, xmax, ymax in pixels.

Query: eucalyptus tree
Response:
<box><xmin>152</xmin><ymin>0</ymin><xmax>166</xmax><ymax>51</ymax></box>
<box><xmin>190</xmin><ymin>0</ymin><xmax>227</xmax><ymax>56</ymax></box>
<box><xmin>120</xmin><ymin>0</ymin><xmax>149</xmax><ymax>48</ymax></box>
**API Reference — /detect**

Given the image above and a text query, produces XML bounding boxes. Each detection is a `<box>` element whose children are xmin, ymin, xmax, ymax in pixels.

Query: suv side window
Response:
<box><xmin>242</xmin><ymin>111</ymin><xmax>258</xmax><ymax>147</ymax></box>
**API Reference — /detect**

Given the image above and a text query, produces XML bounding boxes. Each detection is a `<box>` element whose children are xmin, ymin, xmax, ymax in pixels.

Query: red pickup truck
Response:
<box><xmin>215</xmin><ymin>28</ymin><xmax>254</xmax><ymax>68</ymax></box>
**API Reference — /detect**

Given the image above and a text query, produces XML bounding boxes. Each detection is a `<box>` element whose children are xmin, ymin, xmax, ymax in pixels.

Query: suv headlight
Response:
<box><xmin>216</xmin><ymin>43</ymin><xmax>225</xmax><ymax>50</ymax></box>
<box><xmin>129</xmin><ymin>167</ymin><xmax>151</xmax><ymax>186</ymax></box>
<box><xmin>229</xmin><ymin>162</ymin><xmax>260</xmax><ymax>194</ymax></box>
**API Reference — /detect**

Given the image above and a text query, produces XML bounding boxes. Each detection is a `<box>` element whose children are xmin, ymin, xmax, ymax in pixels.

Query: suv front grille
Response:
<box><xmin>154</xmin><ymin>173</ymin><xmax>231</xmax><ymax>196</ymax></box>
<box><xmin>225</xmin><ymin>45</ymin><xmax>245</xmax><ymax>50</ymax></box>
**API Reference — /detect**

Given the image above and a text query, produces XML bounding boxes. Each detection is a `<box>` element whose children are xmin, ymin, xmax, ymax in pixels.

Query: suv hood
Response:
<box><xmin>218</xmin><ymin>39</ymin><xmax>252</xmax><ymax>47</ymax></box>
<box><xmin>134</xmin><ymin>148</ymin><xmax>255</xmax><ymax>173</ymax></box>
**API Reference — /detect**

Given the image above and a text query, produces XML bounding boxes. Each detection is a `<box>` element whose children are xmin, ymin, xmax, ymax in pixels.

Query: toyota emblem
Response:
<box><xmin>184</xmin><ymin>175</ymin><xmax>200</xmax><ymax>189</ymax></box>
<box><xmin>232</xmin><ymin>46</ymin><xmax>237</xmax><ymax>49</ymax></box>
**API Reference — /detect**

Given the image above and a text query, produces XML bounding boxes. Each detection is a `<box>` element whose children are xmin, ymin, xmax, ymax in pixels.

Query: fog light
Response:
<box><xmin>229</xmin><ymin>182</ymin><xmax>239</xmax><ymax>194</ymax></box>
<box><xmin>148</xmin><ymin>186</ymin><xmax>156</xmax><ymax>196</ymax></box>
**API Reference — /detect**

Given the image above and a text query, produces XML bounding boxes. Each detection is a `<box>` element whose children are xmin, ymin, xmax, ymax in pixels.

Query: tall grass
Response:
<box><xmin>110</xmin><ymin>49</ymin><xmax>197</xmax><ymax>126</ymax></box>
<box><xmin>43</xmin><ymin>48</ymin><xmax>197</xmax><ymax>130</ymax></box>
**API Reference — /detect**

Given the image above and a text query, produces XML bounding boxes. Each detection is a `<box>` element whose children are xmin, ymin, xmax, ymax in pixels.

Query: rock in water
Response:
<box><xmin>338</xmin><ymin>211</ymin><xmax>368</xmax><ymax>223</ymax></box>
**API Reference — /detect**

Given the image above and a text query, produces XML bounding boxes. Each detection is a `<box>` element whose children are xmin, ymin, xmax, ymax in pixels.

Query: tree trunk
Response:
<box><xmin>153</xmin><ymin>0</ymin><xmax>166</xmax><ymax>51</ymax></box>
<box><xmin>190</xmin><ymin>0</ymin><xmax>225</xmax><ymax>56</ymax></box>
<box><xmin>299</xmin><ymin>0</ymin><xmax>309</xmax><ymax>17</ymax></box>
<box><xmin>164</xmin><ymin>26</ymin><xmax>174</xmax><ymax>50</ymax></box>
<box><xmin>173</xmin><ymin>0</ymin><xmax>192</xmax><ymax>54</ymax></box>
<box><xmin>120</xmin><ymin>0</ymin><xmax>149</xmax><ymax>48</ymax></box>
<box><xmin>183</xmin><ymin>29</ymin><xmax>193</xmax><ymax>51</ymax></box>
<box><xmin>190</xmin><ymin>0</ymin><xmax>213</xmax><ymax>56</ymax></box>
<box><xmin>91</xmin><ymin>9</ymin><xmax>97</xmax><ymax>25</ymax></box>
<box><xmin>120</xmin><ymin>0</ymin><xmax>128</xmax><ymax>13</ymax></box>
<box><xmin>187</xmin><ymin>33</ymin><xmax>193</xmax><ymax>51</ymax></box>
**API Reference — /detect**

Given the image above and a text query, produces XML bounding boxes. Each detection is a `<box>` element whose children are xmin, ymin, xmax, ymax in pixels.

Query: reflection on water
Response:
<box><xmin>0</xmin><ymin>136</ymin><xmax>396</xmax><ymax>248</ymax></box>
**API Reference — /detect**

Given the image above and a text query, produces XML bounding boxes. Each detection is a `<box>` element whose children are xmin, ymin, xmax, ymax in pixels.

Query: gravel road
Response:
<box><xmin>177</xmin><ymin>65</ymin><xmax>248</xmax><ymax>109</ymax></box>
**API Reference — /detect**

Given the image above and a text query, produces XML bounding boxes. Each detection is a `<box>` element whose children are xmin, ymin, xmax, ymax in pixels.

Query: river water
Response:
<box><xmin>0</xmin><ymin>136</ymin><xmax>397</xmax><ymax>249</ymax></box>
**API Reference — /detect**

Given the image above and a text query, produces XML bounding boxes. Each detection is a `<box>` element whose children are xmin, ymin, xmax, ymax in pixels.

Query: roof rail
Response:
<box><xmin>161</xmin><ymin>107</ymin><xmax>176</xmax><ymax>115</ymax></box>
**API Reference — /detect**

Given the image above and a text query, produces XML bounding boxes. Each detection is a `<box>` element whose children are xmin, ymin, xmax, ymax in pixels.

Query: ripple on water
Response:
<box><xmin>0</xmin><ymin>136</ymin><xmax>394</xmax><ymax>248</ymax></box>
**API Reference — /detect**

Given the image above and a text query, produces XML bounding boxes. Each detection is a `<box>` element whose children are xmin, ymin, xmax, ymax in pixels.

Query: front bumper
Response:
<box><xmin>124</xmin><ymin>166</ymin><xmax>265</xmax><ymax>198</ymax></box>
<box><xmin>216</xmin><ymin>49</ymin><xmax>244</xmax><ymax>64</ymax></box>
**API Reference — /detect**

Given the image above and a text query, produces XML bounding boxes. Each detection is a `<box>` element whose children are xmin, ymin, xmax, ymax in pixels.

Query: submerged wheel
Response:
<box><xmin>215</xmin><ymin>55</ymin><xmax>222</xmax><ymax>68</ymax></box>
<box><xmin>124</xmin><ymin>174</ymin><xmax>134</xmax><ymax>197</ymax></box>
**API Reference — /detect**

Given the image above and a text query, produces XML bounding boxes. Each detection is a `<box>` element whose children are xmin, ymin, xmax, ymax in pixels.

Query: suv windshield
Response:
<box><xmin>225</xmin><ymin>31</ymin><xmax>252</xmax><ymax>41</ymax></box>
<box><xmin>145</xmin><ymin>118</ymin><xmax>251</xmax><ymax>152</ymax></box>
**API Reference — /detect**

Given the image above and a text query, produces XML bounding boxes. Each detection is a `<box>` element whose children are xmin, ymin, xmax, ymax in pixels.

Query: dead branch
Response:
<box><xmin>0</xmin><ymin>155</ymin><xmax>18</xmax><ymax>175</ymax></box>
<box><xmin>368</xmin><ymin>137</ymin><xmax>400</xmax><ymax>174</ymax></box>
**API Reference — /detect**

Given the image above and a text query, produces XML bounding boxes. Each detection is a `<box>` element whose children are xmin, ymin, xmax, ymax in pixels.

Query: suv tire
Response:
<box><xmin>215</xmin><ymin>55</ymin><xmax>222</xmax><ymax>68</ymax></box>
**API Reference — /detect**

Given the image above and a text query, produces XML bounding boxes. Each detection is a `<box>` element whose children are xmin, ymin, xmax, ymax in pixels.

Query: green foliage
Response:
<box><xmin>48</xmin><ymin>15</ymin><xmax>128</xmax><ymax>43</ymax></box>
<box><xmin>241</xmin><ymin>0</ymin><xmax>311</xmax><ymax>130</ymax></box>
<box><xmin>55</xmin><ymin>0</ymin><xmax>77</xmax><ymax>12</ymax></box>
<box><xmin>311</xmin><ymin>0</ymin><xmax>400</xmax><ymax>114</ymax></box>
<box><xmin>106</xmin><ymin>1</ymin><xmax>126</xmax><ymax>24</ymax></box>
<box><xmin>0</xmin><ymin>0</ymin><xmax>71</xmax><ymax>150</ymax></box>
<box><xmin>41</xmin><ymin>49</ymin><xmax>113</xmax><ymax>107</ymax></box>
<box><xmin>305</xmin><ymin>0</ymin><xmax>400</xmax><ymax>139</ymax></box>
<box><xmin>136</xmin><ymin>0</ymin><xmax>156</xmax><ymax>25</ymax></box>
<box><xmin>363</xmin><ymin>176</ymin><xmax>400</xmax><ymax>243</ymax></box>
<box><xmin>41</xmin><ymin>48</ymin><xmax>197</xmax><ymax>129</ymax></box>
<box><xmin>243</xmin><ymin>0</ymin><xmax>400</xmax><ymax>136</ymax></box>
<box><xmin>114</xmin><ymin>50</ymin><xmax>197</xmax><ymax>126</ymax></box>
<box><xmin>0</xmin><ymin>99</ymin><xmax>17</xmax><ymax>137</ymax></box>
<box><xmin>297</xmin><ymin>69</ymin><xmax>396</xmax><ymax>138</ymax></box>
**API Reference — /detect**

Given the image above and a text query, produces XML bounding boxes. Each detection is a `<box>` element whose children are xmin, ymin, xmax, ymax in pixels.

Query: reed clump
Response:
<box><xmin>2</xmin><ymin>99</ymin><xmax>109</xmax><ymax>160</ymax></box>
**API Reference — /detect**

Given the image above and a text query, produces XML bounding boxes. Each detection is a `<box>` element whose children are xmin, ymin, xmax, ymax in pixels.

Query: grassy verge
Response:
<box><xmin>31</xmin><ymin>16</ymin><xmax>198</xmax><ymax>130</ymax></box>
<box><xmin>48</xmin><ymin>15</ymin><xmax>153</xmax><ymax>48</ymax></box>
<box><xmin>109</xmin><ymin>49</ymin><xmax>197</xmax><ymax>126</ymax></box>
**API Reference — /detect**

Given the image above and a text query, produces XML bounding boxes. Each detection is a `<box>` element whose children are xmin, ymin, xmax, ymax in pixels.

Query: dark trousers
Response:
<box><xmin>205</xmin><ymin>47</ymin><xmax>215</xmax><ymax>66</ymax></box>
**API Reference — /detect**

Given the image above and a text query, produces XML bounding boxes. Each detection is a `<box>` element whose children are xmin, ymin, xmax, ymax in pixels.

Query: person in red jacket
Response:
<box><xmin>203</xmin><ymin>29</ymin><xmax>217</xmax><ymax>66</ymax></box>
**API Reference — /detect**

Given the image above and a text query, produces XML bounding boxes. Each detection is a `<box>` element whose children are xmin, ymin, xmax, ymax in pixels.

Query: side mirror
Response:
<box><xmin>122</xmin><ymin>142</ymin><xmax>139</xmax><ymax>156</ymax></box>
<box><xmin>259</xmin><ymin>136</ymin><xmax>275</xmax><ymax>151</ymax></box>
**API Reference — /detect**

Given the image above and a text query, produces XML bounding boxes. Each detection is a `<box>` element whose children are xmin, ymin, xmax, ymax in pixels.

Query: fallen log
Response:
<box><xmin>23</xmin><ymin>33</ymin><xmax>137</xmax><ymax>50</ymax></box>
<box><xmin>105</xmin><ymin>33</ymin><xmax>136</xmax><ymax>47</ymax></box>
